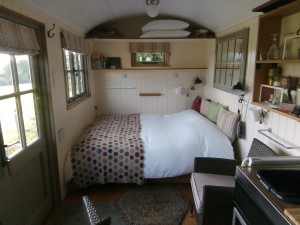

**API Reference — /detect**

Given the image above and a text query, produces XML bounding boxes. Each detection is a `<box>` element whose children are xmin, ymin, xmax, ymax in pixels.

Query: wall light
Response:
<box><xmin>146</xmin><ymin>0</ymin><xmax>160</xmax><ymax>17</ymax></box>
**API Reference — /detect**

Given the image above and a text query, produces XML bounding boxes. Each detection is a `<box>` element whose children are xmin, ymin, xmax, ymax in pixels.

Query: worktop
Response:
<box><xmin>234</xmin><ymin>166</ymin><xmax>300</xmax><ymax>225</ymax></box>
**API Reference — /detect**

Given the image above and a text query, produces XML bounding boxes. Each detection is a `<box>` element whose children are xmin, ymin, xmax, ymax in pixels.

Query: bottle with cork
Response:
<box><xmin>267</xmin><ymin>64</ymin><xmax>281</xmax><ymax>86</ymax></box>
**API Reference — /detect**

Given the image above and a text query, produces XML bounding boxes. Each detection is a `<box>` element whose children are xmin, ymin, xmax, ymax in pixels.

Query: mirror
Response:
<box><xmin>213</xmin><ymin>28</ymin><xmax>249</xmax><ymax>95</ymax></box>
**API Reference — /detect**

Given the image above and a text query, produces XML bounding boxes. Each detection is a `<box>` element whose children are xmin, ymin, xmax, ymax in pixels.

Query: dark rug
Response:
<box><xmin>50</xmin><ymin>202</ymin><xmax>128</xmax><ymax>225</ymax></box>
<box><xmin>116</xmin><ymin>184</ymin><xmax>189</xmax><ymax>225</ymax></box>
<box><xmin>50</xmin><ymin>184</ymin><xmax>189</xmax><ymax>225</ymax></box>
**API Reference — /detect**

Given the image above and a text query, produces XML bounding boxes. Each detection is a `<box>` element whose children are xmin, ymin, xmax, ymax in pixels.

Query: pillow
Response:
<box><xmin>140</xmin><ymin>30</ymin><xmax>191</xmax><ymax>38</ymax></box>
<box><xmin>200</xmin><ymin>99</ymin><xmax>211</xmax><ymax>116</ymax></box>
<box><xmin>142</xmin><ymin>19</ymin><xmax>189</xmax><ymax>33</ymax></box>
<box><xmin>206</xmin><ymin>102</ymin><xmax>223</xmax><ymax>123</ymax></box>
<box><xmin>192</xmin><ymin>96</ymin><xmax>202</xmax><ymax>112</ymax></box>
<box><xmin>217</xmin><ymin>108</ymin><xmax>240</xmax><ymax>143</ymax></box>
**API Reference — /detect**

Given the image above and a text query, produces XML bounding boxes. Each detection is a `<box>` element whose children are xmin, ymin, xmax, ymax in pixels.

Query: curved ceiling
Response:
<box><xmin>21</xmin><ymin>0</ymin><xmax>269</xmax><ymax>34</ymax></box>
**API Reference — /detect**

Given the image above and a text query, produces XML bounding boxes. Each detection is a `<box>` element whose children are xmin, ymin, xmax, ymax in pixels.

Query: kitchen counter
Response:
<box><xmin>234</xmin><ymin>166</ymin><xmax>300</xmax><ymax>225</ymax></box>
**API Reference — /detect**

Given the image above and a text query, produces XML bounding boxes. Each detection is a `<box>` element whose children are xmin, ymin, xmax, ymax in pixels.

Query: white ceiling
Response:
<box><xmin>21</xmin><ymin>0</ymin><xmax>269</xmax><ymax>34</ymax></box>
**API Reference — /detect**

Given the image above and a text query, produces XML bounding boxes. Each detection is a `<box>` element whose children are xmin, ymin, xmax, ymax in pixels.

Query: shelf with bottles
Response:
<box><xmin>253</xmin><ymin>102</ymin><xmax>300</xmax><ymax>122</ymax></box>
<box><xmin>252</xmin><ymin>1</ymin><xmax>300</xmax><ymax>122</ymax></box>
<box><xmin>256</xmin><ymin>59</ymin><xmax>300</xmax><ymax>64</ymax></box>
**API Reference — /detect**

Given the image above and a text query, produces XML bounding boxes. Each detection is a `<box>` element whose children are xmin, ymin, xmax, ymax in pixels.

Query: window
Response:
<box><xmin>61</xmin><ymin>30</ymin><xmax>90</xmax><ymax>108</ymax></box>
<box><xmin>130</xmin><ymin>42</ymin><xmax>170</xmax><ymax>67</ymax></box>
<box><xmin>63</xmin><ymin>49</ymin><xmax>89</xmax><ymax>108</ymax></box>
<box><xmin>132</xmin><ymin>52</ymin><xmax>168</xmax><ymax>66</ymax></box>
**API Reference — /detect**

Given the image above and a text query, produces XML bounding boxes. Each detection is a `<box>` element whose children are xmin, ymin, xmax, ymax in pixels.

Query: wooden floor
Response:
<box><xmin>44</xmin><ymin>182</ymin><xmax>197</xmax><ymax>225</ymax></box>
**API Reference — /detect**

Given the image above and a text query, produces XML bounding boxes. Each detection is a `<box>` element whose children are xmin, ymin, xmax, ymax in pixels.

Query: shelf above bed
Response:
<box><xmin>92</xmin><ymin>67</ymin><xmax>207</xmax><ymax>71</ymax></box>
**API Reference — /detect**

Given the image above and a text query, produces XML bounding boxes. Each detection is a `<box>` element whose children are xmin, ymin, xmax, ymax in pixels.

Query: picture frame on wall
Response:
<box><xmin>107</xmin><ymin>57</ymin><xmax>121</xmax><ymax>69</ymax></box>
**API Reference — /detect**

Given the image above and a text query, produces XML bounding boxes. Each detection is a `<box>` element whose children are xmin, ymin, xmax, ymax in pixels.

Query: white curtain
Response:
<box><xmin>61</xmin><ymin>30</ymin><xmax>89</xmax><ymax>54</ymax></box>
<box><xmin>0</xmin><ymin>18</ymin><xmax>40</xmax><ymax>55</ymax></box>
<box><xmin>130</xmin><ymin>42</ymin><xmax>170</xmax><ymax>53</ymax></box>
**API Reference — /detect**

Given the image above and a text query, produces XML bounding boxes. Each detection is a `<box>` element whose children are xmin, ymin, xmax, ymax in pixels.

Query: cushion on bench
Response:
<box><xmin>191</xmin><ymin>172</ymin><xmax>235</xmax><ymax>213</ymax></box>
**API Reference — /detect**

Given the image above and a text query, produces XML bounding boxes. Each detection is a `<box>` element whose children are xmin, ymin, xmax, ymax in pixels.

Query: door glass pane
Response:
<box><xmin>16</xmin><ymin>55</ymin><xmax>33</xmax><ymax>91</ymax></box>
<box><xmin>215</xmin><ymin>69</ymin><xmax>220</xmax><ymax>83</ymax></box>
<box><xmin>220</xmin><ymin>68</ymin><xmax>226</xmax><ymax>85</ymax></box>
<box><xmin>21</xmin><ymin>93</ymin><xmax>38</xmax><ymax>145</ymax></box>
<box><xmin>234</xmin><ymin>38</ymin><xmax>243</xmax><ymax>68</ymax></box>
<box><xmin>232</xmin><ymin>69</ymin><xmax>241</xmax><ymax>87</ymax></box>
<box><xmin>0</xmin><ymin>54</ymin><xmax>14</xmax><ymax>96</ymax></box>
<box><xmin>0</xmin><ymin>97</ymin><xmax>22</xmax><ymax>157</ymax></box>
<box><xmin>227</xmin><ymin>39</ymin><xmax>235</xmax><ymax>68</ymax></box>
<box><xmin>226</xmin><ymin>68</ymin><xmax>233</xmax><ymax>86</ymax></box>
<box><xmin>221</xmin><ymin>41</ymin><xmax>228</xmax><ymax>63</ymax></box>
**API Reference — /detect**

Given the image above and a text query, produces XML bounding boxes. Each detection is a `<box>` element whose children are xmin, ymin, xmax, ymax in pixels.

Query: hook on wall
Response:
<box><xmin>47</xmin><ymin>23</ymin><xmax>55</xmax><ymax>38</ymax></box>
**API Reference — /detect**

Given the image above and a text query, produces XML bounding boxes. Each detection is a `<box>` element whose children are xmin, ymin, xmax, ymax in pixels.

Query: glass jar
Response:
<box><xmin>273</xmin><ymin>76</ymin><xmax>281</xmax><ymax>87</ymax></box>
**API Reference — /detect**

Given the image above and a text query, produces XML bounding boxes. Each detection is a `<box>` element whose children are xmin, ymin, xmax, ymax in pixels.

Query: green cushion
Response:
<box><xmin>206</xmin><ymin>102</ymin><xmax>222</xmax><ymax>123</ymax></box>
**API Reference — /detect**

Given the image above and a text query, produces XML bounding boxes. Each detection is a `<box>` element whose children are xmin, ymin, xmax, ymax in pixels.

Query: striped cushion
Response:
<box><xmin>217</xmin><ymin>108</ymin><xmax>240</xmax><ymax>143</ymax></box>
<box><xmin>200</xmin><ymin>99</ymin><xmax>211</xmax><ymax>116</ymax></box>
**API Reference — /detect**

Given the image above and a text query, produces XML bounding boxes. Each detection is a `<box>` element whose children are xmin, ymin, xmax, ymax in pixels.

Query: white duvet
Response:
<box><xmin>141</xmin><ymin>109</ymin><xmax>234</xmax><ymax>178</ymax></box>
<box><xmin>64</xmin><ymin>110</ymin><xmax>234</xmax><ymax>183</ymax></box>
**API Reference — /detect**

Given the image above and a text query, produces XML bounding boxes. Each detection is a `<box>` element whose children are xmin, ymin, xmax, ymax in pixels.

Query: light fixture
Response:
<box><xmin>190</xmin><ymin>77</ymin><xmax>202</xmax><ymax>90</ymax></box>
<box><xmin>146</xmin><ymin>0</ymin><xmax>160</xmax><ymax>17</ymax></box>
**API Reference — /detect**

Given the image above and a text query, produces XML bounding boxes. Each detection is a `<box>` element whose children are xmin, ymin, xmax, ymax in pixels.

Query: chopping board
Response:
<box><xmin>284</xmin><ymin>208</ymin><xmax>300</xmax><ymax>225</ymax></box>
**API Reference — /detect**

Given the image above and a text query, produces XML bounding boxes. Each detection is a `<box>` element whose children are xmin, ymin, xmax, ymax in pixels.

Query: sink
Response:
<box><xmin>256</xmin><ymin>169</ymin><xmax>300</xmax><ymax>204</ymax></box>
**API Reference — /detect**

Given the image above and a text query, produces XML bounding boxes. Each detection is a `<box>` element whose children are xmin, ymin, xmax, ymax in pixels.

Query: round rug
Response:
<box><xmin>116</xmin><ymin>184</ymin><xmax>189</xmax><ymax>225</ymax></box>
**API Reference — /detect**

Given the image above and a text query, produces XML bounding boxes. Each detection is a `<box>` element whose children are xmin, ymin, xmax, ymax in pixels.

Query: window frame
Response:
<box><xmin>62</xmin><ymin>49</ymin><xmax>90</xmax><ymax>109</ymax></box>
<box><xmin>131</xmin><ymin>52</ymin><xmax>169</xmax><ymax>67</ymax></box>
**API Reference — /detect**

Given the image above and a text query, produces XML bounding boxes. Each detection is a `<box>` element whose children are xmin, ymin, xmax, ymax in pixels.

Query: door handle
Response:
<box><xmin>1</xmin><ymin>141</ymin><xmax>19</xmax><ymax>148</ymax></box>
<box><xmin>0</xmin><ymin>141</ymin><xmax>18</xmax><ymax>167</ymax></box>
<box><xmin>0</xmin><ymin>145</ymin><xmax>8</xmax><ymax>167</ymax></box>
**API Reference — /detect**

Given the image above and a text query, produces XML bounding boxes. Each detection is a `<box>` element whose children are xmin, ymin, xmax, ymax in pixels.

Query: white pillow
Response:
<box><xmin>142</xmin><ymin>19</ymin><xmax>189</xmax><ymax>33</ymax></box>
<box><xmin>140</xmin><ymin>30</ymin><xmax>191</xmax><ymax>38</ymax></box>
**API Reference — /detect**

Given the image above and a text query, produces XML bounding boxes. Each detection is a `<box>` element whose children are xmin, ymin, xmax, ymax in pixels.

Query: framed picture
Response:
<box><xmin>107</xmin><ymin>57</ymin><xmax>121</xmax><ymax>69</ymax></box>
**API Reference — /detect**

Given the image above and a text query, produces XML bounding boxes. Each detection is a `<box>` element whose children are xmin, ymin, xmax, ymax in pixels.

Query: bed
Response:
<box><xmin>64</xmin><ymin>109</ymin><xmax>236</xmax><ymax>189</ymax></box>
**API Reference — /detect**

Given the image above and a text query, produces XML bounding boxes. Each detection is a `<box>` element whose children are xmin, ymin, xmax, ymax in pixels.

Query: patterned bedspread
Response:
<box><xmin>70</xmin><ymin>114</ymin><xmax>144</xmax><ymax>188</ymax></box>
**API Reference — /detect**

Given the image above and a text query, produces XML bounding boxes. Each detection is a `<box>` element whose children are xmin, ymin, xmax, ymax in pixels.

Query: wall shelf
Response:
<box><xmin>92</xmin><ymin>67</ymin><xmax>207</xmax><ymax>71</ymax></box>
<box><xmin>256</xmin><ymin>59</ymin><xmax>300</xmax><ymax>64</ymax></box>
<box><xmin>252</xmin><ymin>1</ymin><xmax>300</xmax><ymax>123</ymax></box>
<box><xmin>87</xmin><ymin>38</ymin><xmax>215</xmax><ymax>43</ymax></box>
<box><xmin>139</xmin><ymin>93</ymin><xmax>162</xmax><ymax>96</ymax></box>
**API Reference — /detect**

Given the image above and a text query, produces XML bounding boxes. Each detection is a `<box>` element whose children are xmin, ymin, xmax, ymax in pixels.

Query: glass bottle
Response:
<box><xmin>267</xmin><ymin>34</ymin><xmax>279</xmax><ymax>60</ymax></box>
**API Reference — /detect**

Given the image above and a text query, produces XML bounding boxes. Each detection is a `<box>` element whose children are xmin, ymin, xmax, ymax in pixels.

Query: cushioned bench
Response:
<box><xmin>190</xmin><ymin>138</ymin><xmax>278</xmax><ymax>225</ymax></box>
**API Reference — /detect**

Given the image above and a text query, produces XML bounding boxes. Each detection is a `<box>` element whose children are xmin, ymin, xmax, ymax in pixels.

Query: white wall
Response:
<box><xmin>1</xmin><ymin>0</ymin><xmax>97</xmax><ymax>198</ymax></box>
<box><xmin>92</xmin><ymin>39</ymin><xmax>214</xmax><ymax>115</ymax></box>
<box><xmin>95</xmin><ymin>69</ymin><xmax>205</xmax><ymax>115</ymax></box>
